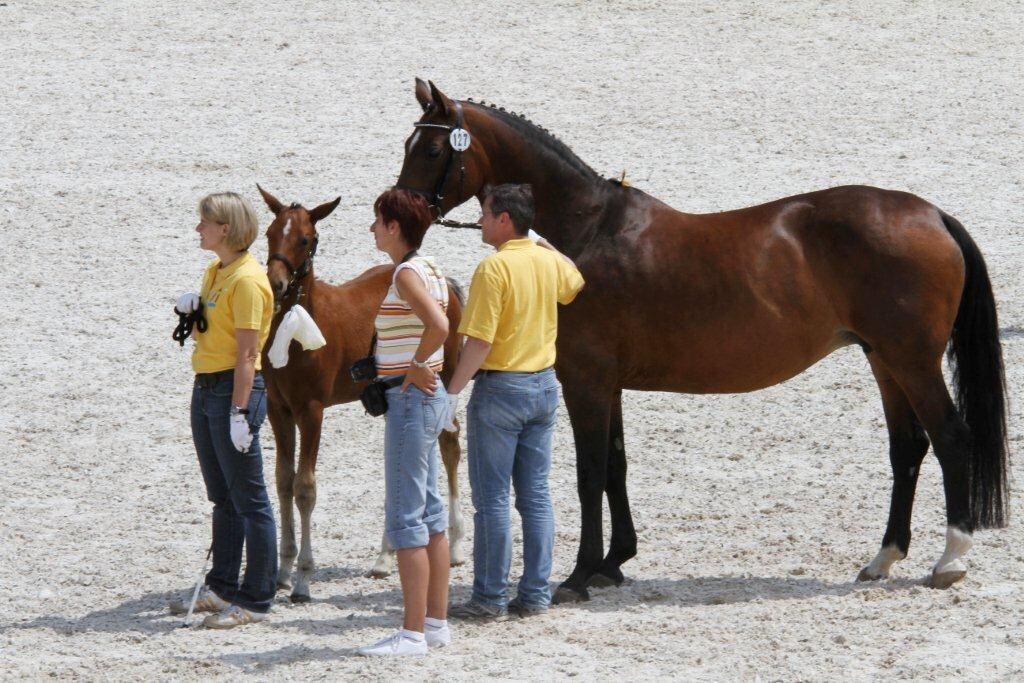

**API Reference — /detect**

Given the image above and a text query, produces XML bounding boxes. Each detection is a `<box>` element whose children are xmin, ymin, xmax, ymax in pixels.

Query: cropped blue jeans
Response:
<box><xmin>383</xmin><ymin>383</ymin><xmax>449</xmax><ymax>550</ymax></box>
<box><xmin>467</xmin><ymin>368</ymin><xmax>559</xmax><ymax>609</ymax></box>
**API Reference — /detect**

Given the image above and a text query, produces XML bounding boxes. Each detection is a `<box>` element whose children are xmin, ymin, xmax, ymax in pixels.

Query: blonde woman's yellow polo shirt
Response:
<box><xmin>459</xmin><ymin>238</ymin><xmax>585</xmax><ymax>372</ymax></box>
<box><xmin>191</xmin><ymin>252</ymin><xmax>273</xmax><ymax>374</ymax></box>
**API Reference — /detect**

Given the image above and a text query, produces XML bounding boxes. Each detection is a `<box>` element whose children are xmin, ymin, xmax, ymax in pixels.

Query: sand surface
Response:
<box><xmin>2</xmin><ymin>1</ymin><xmax>1023</xmax><ymax>679</ymax></box>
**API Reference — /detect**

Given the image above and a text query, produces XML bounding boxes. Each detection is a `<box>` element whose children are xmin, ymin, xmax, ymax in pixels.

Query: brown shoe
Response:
<box><xmin>202</xmin><ymin>605</ymin><xmax>268</xmax><ymax>629</ymax></box>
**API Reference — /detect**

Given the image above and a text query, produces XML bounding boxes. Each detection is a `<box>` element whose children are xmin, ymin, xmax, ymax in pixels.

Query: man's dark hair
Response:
<box><xmin>484</xmin><ymin>183</ymin><xmax>534</xmax><ymax>235</ymax></box>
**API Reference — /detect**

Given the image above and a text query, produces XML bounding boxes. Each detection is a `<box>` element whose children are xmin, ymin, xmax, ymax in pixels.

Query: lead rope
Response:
<box><xmin>172</xmin><ymin>304</ymin><xmax>208</xmax><ymax>346</ymax></box>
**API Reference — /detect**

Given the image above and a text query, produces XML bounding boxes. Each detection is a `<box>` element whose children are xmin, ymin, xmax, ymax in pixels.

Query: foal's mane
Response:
<box><xmin>464</xmin><ymin>99</ymin><xmax>603</xmax><ymax>183</ymax></box>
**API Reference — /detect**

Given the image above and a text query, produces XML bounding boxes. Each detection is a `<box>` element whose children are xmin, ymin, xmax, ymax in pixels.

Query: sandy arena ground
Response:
<box><xmin>2</xmin><ymin>1</ymin><xmax>1023</xmax><ymax>679</ymax></box>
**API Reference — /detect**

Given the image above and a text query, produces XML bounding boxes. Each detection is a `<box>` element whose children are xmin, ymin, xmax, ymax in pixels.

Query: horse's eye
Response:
<box><xmin>301</xmin><ymin>237</ymin><xmax>310</xmax><ymax>246</ymax></box>
<box><xmin>428</xmin><ymin>146</ymin><xmax>442</xmax><ymax>158</ymax></box>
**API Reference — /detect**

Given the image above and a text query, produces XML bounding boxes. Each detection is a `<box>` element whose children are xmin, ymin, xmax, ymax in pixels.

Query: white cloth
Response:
<box><xmin>527</xmin><ymin>229</ymin><xmax>542</xmax><ymax>243</ymax></box>
<box><xmin>267</xmin><ymin>304</ymin><xmax>326</xmax><ymax>368</ymax></box>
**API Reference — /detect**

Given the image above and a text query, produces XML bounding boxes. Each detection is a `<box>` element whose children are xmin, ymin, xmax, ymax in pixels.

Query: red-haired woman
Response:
<box><xmin>358</xmin><ymin>188</ymin><xmax>452</xmax><ymax>657</ymax></box>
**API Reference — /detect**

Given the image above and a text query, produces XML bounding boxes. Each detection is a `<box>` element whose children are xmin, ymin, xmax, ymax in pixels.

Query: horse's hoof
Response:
<box><xmin>289</xmin><ymin>592</ymin><xmax>311</xmax><ymax>604</ymax></box>
<box><xmin>449</xmin><ymin>558</ymin><xmax>465</xmax><ymax>568</ymax></box>
<box><xmin>552</xmin><ymin>584</ymin><xmax>589</xmax><ymax>604</ymax></box>
<box><xmin>856</xmin><ymin>566</ymin><xmax>886</xmax><ymax>582</ymax></box>
<box><xmin>587</xmin><ymin>569</ymin><xmax>624</xmax><ymax>588</ymax></box>
<box><xmin>926</xmin><ymin>569</ymin><xmax>966</xmax><ymax>590</ymax></box>
<box><xmin>366</xmin><ymin>568</ymin><xmax>391</xmax><ymax>579</ymax></box>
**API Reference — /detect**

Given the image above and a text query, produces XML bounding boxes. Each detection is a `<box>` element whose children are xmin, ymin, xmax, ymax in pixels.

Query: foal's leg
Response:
<box><xmin>291</xmin><ymin>403</ymin><xmax>324</xmax><ymax>603</ymax></box>
<box><xmin>858</xmin><ymin>356</ymin><xmax>930</xmax><ymax>581</ymax></box>
<box><xmin>268</xmin><ymin>402</ymin><xmax>298</xmax><ymax>591</ymax></box>
<box><xmin>439</xmin><ymin>422</ymin><xmax>466</xmax><ymax>567</ymax></box>
<box><xmin>554</xmin><ymin>381</ymin><xmax>614</xmax><ymax>604</ymax></box>
<box><xmin>890</xmin><ymin>363</ymin><xmax>973</xmax><ymax>588</ymax></box>
<box><xmin>591</xmin><ymin>390</ymin><xmax>637</xmax><ymax>588</ymax></box>
<box><xmin>367</xmin><ymin>530</ymin><xmax>395</xmax><ymax>578</ymax></box>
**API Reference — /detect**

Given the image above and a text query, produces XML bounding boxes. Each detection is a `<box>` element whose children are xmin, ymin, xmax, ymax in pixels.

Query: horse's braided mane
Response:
<box><xmin>464</xmin><ymin>97</ymin><xmax>602</xmax><ymax>182</ymax></box>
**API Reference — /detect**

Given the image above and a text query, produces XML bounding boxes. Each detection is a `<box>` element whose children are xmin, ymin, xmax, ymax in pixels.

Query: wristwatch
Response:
<box><xmin>230</xmin><ymin>405</ymin><xmax>250</xmax><ymax>416</ymax></box>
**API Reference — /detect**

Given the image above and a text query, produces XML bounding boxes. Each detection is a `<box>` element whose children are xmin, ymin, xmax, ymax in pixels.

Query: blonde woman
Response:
<box><xmin>168</xmin><ymin>192</ymin><xmax>277</xmax><ymax>628</ymax></box>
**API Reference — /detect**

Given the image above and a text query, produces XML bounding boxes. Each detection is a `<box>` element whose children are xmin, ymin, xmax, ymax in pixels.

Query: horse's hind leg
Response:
<box><xmin>367</xmin><ymin>530</ymin><xmax>395</xmax><ymax>578</ymax></box>
<box><xmin>590</xmin><ymin>390</ymin><xmax>636</xmax><ymax>588</ymax></box>
<box><xmin>858</xmin><ymin>355</ymin><xmax>930</xmax><ymax>581</ymax></box>
<box><xmin>439</xmin><ymin>423</ymin><xmax>466</xmax><ymax>566</ymax></box>
<box><xmin>268</xmin><ymin>401</ymin><xmax>297</xmax><ymax>592</ymax></box>
<box><xmin>888</xmin><ymin>362</ymin><xmax>973</xmax><ymax>588</ymax></box>
<box><xmin>291</xmin><ymin>404</ymin><xmax>324</xmax><ymax>603</ymax></box>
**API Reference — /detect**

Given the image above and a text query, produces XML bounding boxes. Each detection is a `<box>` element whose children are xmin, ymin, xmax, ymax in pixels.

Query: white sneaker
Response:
<box><xmin>358</xmin><ymin>631</ymin><xmax>428</xmax><ymax>657</ymax></box>
<box><xmin>425</xmin><ymin>624</ymin><xmax>451</xmax><ymax>648</ymax></box>
<box><xmin>168</xmin><ymin>586</ymin><xmax>229</xmax><ymax>615</ymax></box>
<box><xmin>202</xmin><ymin>604</ymin><xmax>268</xmax><ymax>629</ymax></box>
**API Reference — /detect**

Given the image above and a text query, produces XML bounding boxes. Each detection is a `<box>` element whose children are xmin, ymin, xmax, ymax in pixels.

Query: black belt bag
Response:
<box><xmin>360</xmin><ymin>376</ymin><xmax>404</xmax><ymax>417</ymax></box>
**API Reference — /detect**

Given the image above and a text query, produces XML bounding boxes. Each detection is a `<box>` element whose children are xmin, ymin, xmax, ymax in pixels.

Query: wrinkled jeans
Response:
<box><xmin>383</xmin><ymin>383</ymin><xmax>449</xmax><ymax>549</ymax></box>
<box><xmin>467</xmin><ymin>368</ymin><xmax>558</xmax><ymax>608</ymax></box>
<box><xmin>190</xmin><ymin>371</ymin><xmax>276</xmax><ymax>613</ymax></box>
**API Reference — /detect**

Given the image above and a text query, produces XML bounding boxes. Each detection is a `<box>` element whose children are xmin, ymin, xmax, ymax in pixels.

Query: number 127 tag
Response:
<box><xmin>449</xmin><ymin>128</ymin><xmax>471</xmax><ymax>151</ymax></box>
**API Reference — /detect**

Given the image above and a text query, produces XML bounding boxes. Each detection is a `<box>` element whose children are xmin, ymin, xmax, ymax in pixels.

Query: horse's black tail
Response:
<box><xmin>941</xmin><ymin>211</ymin><xmax>1009</xmax><ymax>529</ymax></box>
<box><xmin>445</xmin><ymin>276</ymin><xmax>466</xmax><ymax>307</ymax></box>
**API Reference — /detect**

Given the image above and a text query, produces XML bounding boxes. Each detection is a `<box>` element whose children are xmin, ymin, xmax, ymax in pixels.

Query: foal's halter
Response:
<box><xmin>267</xmin><ymin>204</ymin><xmax>319</xmax><ymax>307</ymax></box>
<box><xmin>397</xmin><ymin>101</ymin><xmax>478</xmax><ymax>228</ymax></box>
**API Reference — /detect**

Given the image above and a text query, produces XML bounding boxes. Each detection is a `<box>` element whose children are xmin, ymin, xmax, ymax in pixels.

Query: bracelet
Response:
<box><xmin>410</xmin><ymin>358</ymin><xmax>430</xmax><ymax>369</ymax></box>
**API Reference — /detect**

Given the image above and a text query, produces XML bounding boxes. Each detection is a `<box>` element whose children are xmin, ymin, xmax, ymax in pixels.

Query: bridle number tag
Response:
<box><xmin>449</xmin><ymin>128</ymin><xmax>471</xmax><ymax>152</ymax></box>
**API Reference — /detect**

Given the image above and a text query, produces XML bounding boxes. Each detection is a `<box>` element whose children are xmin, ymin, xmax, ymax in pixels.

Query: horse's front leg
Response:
<box><xmin>554</xmin><ymin>379</ymin><xmax>615</xmax><ymax>604</ymax></box>
<box><xmin>439</xmin><ymin>425</ymin><xmax>466</xmax><ymax>566</ymax></box>
<box><xmin>291</xmin><ymin>402</ymin><xmax>324</xmax><ymax>603</ymax></box>
<box><xmin>267</xmin><ymin>400</ymin><xmax>297</xmax><ymax>592</ymax></box>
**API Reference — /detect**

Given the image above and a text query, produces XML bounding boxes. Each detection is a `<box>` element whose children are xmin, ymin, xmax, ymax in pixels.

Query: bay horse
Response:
<box><xmin>256</xmin><ymin>185</ymin><xmax>466</xmax><ymax>603</ymax></box>
<box><xmin>394</xmin><ymin>79</ymin><xmax>1009</xmax><ymax>602</ymax></box>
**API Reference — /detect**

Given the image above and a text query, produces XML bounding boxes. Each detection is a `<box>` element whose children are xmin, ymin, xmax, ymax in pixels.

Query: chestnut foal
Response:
<box><xmin>257</xmin><ymin>186</ymin><xmax>465</xmax><ymax>603</ymax></box>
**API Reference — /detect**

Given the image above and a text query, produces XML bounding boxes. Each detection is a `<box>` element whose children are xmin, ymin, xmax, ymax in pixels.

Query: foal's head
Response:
<box><xmin>257</xmin><ymin>185</ymin><xmax>340</xmax><ymax>301</ymax></box>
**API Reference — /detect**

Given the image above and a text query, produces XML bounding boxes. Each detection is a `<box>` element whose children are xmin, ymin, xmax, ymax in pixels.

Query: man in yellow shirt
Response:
<box><xmin>445</xmin><ymin>184</ymin><xmax>584</xmax><ymax>619</ymax></box>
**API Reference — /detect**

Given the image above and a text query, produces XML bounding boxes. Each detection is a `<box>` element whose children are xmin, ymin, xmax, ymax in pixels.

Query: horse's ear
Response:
<box><xmin>308</xmin><ymin>196</ymin><xmax>341</xmax><ymax>224</ymax></box>
<box><xmin>415</xmin><ymin>77</ymin><xmax>433</xmax><ymax>113</ymax></box>
<box><xmin>428</xmin><ymin>80</ymin><xmax>453</xmax><ymax>117</ymax></box>
<box><xmin>257</xmin><ymin>184</ymin><xmax>284</xmax><ymax>215</ymax></box>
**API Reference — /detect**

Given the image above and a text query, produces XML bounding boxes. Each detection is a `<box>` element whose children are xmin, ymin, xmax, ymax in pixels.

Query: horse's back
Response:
<box><xmin>558</xmin><ymin>185</ymin><xmax>965</xmax><ymax>392</ymax></box>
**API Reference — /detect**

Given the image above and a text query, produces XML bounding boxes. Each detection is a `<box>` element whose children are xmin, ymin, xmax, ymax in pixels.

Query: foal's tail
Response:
<box><xmin>941</xmin><ymin>211</ymin><xmax>1009</xmax><ymax>529</ymax></box>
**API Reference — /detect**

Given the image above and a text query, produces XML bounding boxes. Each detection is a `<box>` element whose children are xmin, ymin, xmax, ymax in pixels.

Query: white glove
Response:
<box><xmin>230</xmin><ymin>413</ymin><xmax>253</xmax><ymax>452</ymax></box>
<box><xmin>442</xmin><ymin>393</ymin><xmax>460</xmax><ymax>432</ymax></box>
<box><xmin>175</xmin><ymin>292</ymin><xmax>200</xmax><ymax>314</ymax></box>
<box><xmin>527</xmin><ymin>229</ymin><xmax>542</xmax><ymax>243</ymax></box>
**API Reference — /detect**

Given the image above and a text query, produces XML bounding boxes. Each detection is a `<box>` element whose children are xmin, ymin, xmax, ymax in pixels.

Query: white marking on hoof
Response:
<box><xmin>932</xmin><ymin>526</ymin><xmax>973</xmax><ymax>578</ymax></box>
<box><xmin>858</xmin><ymin>544</ymin><xmax>905</xmax><ymax>581</ymax></box>
<box><xmin>367</xmin><ymin>530</ymin><xmax>395</xmax><ymax>578</ymax></box>
<box><xmin>448</xmin><ymin>494</ymin><xmax>465</xmax><ymax>567</ymax></box>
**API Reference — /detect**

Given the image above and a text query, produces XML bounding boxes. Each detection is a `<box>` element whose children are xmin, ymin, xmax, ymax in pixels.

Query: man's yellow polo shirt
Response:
<box><xmin>459</xmin><ymin>238</ymin><xmax>585</xmax><ymax>372</ymax></box>
<box><xmin>191</xmin><ymin>252</ymin><xmax>273</xmax><ymax>374</ymax></box>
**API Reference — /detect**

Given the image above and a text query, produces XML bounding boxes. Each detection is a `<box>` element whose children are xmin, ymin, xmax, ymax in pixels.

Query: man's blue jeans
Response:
<box><xmin>190</xmin><ymin>371</ymin><xmax>277</xmax><ymax>614</ymax></box>
<box><xmin>467</xmin><ymin>368</ymin><xmax>559</xmax><ymax>608</ymax></box>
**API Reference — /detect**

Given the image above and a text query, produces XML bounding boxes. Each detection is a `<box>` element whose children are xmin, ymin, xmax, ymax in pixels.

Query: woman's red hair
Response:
<box><xmin>374</xmin><ymin>188</ymin><xmax>433</xmax><ymax>249</ymax></box>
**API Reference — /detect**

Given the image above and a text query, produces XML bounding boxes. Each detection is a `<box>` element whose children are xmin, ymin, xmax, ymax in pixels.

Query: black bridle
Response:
<box><xmin>267</xmin><ymin>204</ymin><xmax>319</xmax><ymax>308</ymax></box>
<box><xmin>397</xmin><ymin>102</ymin><xmax>480</xmax><ymax>229</ymax></box>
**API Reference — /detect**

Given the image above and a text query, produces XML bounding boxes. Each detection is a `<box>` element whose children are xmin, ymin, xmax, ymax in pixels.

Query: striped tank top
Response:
<box><xmin>374</xmin><ymin>255</ymin><xmax>449</xmax><ymax>376</ymax></box>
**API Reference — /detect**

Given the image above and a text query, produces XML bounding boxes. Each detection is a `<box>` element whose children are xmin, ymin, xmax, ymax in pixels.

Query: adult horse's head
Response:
<box><xmin>257</xmin><ymin>184</ymin><xmax>340</xmax><ymax>303</ymax></box>
<box><xmin>395</xmin><ymin>79</ymin><xmax>489</xmax><ymax>217</ymax></box>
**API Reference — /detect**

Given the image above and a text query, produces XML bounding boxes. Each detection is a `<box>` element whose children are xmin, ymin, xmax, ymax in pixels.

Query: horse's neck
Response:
<box><xmin>273</xmin><ymin>274</ymin><xmax>318</xmax><ymax>324</ymax></box>
<box><xmin>482</xmin><ymin>118</ymin><xmax>625</xmax><ymax>257</ymax></box>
